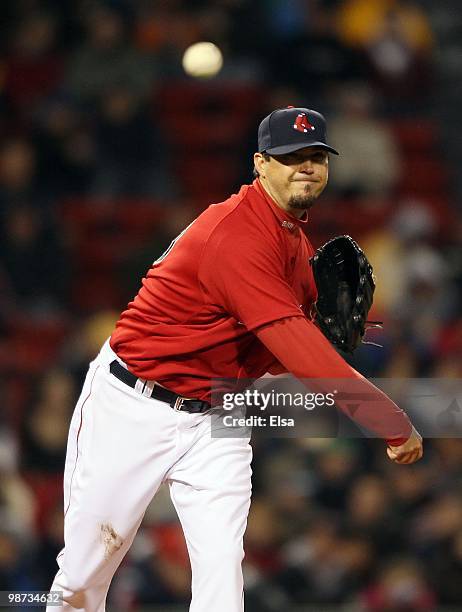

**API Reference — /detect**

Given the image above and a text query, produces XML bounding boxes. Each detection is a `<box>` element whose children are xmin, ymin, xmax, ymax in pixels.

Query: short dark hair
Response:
<box><xmin>253</xmin><ymin>152</ymin><xmax>270</xmax><ymax>178</ymax></box>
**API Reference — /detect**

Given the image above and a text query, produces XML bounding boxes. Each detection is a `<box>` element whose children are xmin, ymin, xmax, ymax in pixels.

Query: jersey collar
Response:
<box><xmin>253</xmin><ymin>179</ymin><xmax>309</xmax><ymax>231</ymax></box>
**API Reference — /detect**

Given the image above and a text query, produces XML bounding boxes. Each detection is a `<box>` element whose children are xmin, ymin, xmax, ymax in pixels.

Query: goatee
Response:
<box><xmin>287</xmin><ymin>194</ymin><xmax>318</xmax><ymax>210</ymax></box>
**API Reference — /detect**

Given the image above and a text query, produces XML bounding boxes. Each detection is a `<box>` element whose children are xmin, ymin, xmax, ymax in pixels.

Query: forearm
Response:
<box><xmin>255</xmin><ymin>316</ymin><xmax>412</xmax><ymax>443</ymax></box>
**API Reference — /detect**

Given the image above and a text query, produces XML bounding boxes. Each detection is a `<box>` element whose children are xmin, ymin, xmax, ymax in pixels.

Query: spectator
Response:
<box><xmin>30</xmin><ymin>501</ymin><xmax>64</xmax><ymax>590</ymax></box>
<box><xmin>21</xmin><ymin>370</ymin><xmax>77</xmax><ymax>474</ymax></box>
<box><xmin>277</xmin><ymin>517</ymin><xmax>368</xmax><ymax>604</ymax></box>
<box><xmin>93</xmin><ymin>87</ymin><xmax>174</xmax><ymax>197</ymax></box>
<box><xmin>428</xmin><ymin>528</ymin><xmax>462</xmax><ymax>604</ymax></box>
<box><xmin>267</xmin><ymin>4</ymin><xmax>365</xmax><ymax>107</ymax></box>
<box><xmin>60</xmin><ymin>310</ymin><xmax>120</xmax><ymax>387</ymax></box>
<box><xmin>412</xmin><ymin>492</ymin><xmax>462</xmax><ymax>548</ymax></box>
<box><xmin>66</xmin><ymin>4</ymin><xmax>153</xmax><ymax>105</ymax></box>
<box><xmin>254</xmin><ymin>441</ymin><xmax>313</xmax><ymax>531</ymax></box>
<box><xmin>388</xmin><ymin>462</ymin><xmax>435</xmax><ymax>516</ymax></box>
<box><xmin>3</xmin><ymin>12</ymin><xmax>63</xmax><ymax>124</ymax></box>
<box><xmin>109</xmin><ymin>523</ymin><xmax>191</xmax><ymax>607</ymax></box>
<box><xmin>32</xmin><ymin>94</ymin><xmax>98</xmax><ymax>197</ymax></box>
<box><xmin>0</xmin><ymin>424</ymin><xmax>37</xmax><ymax>591</ymax></box>
<box><xmin>0</xmin><ymin>426</ymin><xmax>36</xmax><ymax>539</ymax></box>
<box><xmin>360</xmin><ymin>557</ymin><xmax>436</xmax><ymax>610</ymax></box>
<box><xmin>328</xmin><ymin>83</ymin><xmax>400</xmax><ymax>197</ymax></box>
<box><xmin>389</xmin><ymin>204</ymin><xmax>457</xmax><ymax>359</ymax></box>
<box><xmin>313</xmin><ymin>441</ymin><xmax>360</xmax><ymax>512</ymax></box>
<box><xmin>337</xmin><ymin>0</ymin><xmax>434</xmax><ymax>51</ymax></box>
<box><xmin>364</xmin><ymin>5</ymin><xmax>434</xmax><ymax>108</ymax></box>
<box><xmin>336</xmin><ymin>0</ymin><xmax>435</xmax><ymax>110</ymax></box>
<box><xmin>0</xmin><ymin>205</ymin><xmax>69</xmax><ymax>314</ymax></box>
<box><xmin>0</xmin><ymin>529</ymin><xmax>36</xmax><ymax>591</ymax></box>
<box><xmin>0</xmin><ymin>138</ymin><xmax>46</xmax><ymax>217</ymax></box>
<box><xmin>346</xmin><ymin>475</ymin><xmax>400</xmax><ymax>556</ymax></box>
<box><xmin>244</xmin><ymin>497</ymin><xmax>285</xmax><ymax>578</ymax></box>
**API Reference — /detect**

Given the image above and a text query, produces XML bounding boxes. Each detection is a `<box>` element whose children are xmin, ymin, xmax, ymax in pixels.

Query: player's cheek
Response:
<box><xmin>317</xmin><ymin>180</ymin><xmax>327</xmax><ymax>196</ymax></box>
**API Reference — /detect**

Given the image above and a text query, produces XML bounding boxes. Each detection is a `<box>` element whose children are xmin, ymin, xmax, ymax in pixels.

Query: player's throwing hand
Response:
<box><xmin>387</xmin><ymin>426</ymin><xmax>423</xmax><ymax>464</ymax></box>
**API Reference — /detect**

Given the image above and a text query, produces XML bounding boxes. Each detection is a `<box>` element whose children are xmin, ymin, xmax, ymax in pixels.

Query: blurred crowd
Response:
<box><xmin>0</xmin><ymin>0</ymin><xmax>461</xmax><ymax>610</ymax></box>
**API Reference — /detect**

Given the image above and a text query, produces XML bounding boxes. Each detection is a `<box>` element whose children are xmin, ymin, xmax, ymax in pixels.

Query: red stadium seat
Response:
<box><xmin>397</xmin><ymin>158</ymin><xmax>451</xmax><ymax>197</ymax></box>
<box><xmin>156</xmin><ymin>80</ymin><xmax>264</xmax><ymax>149</ymax></box>
<box><xmin>23</xmin><ymin>472</ymin><xmax>63</xmax><ymax>534</ymax></box>
<box><xmin>71</xmin><ymin>273</ymin><xmax>124</xmax><ymax>312</ymax></box>
<box><xmin>59</xmin><ymin>198</ymin><xmax>165</xmax><ymax>241</ymax></box>
<box><xmin>115</xmin><ymin>200</ymin><xmax>165</xmax><ymax>237</ymax></box>
<box><xmin>2</xmin><ymin>317</ymin><xmax>69</xmax><ymax>374</ymax></box>
<box><xmin>390</xmin><ymin>119</ymin><xmax>439</xmax><ymax>154</ymax></box>
<box><xmin>173</xmin><ymin>152</ymin><xmax>240</xmax><ymax>200</ymax></box>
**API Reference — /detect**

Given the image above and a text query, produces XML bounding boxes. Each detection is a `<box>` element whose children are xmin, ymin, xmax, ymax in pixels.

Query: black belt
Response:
<box><xmin>109</xmin><ymin>360</ymin><xmax>211</xmax><ymax>414</ymax></box>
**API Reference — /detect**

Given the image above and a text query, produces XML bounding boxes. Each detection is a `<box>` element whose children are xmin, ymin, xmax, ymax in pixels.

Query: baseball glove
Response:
<box><xmin>310</xmin><ymin>235</ymin><xmax>381</xmax><ymax>353</ymax></box>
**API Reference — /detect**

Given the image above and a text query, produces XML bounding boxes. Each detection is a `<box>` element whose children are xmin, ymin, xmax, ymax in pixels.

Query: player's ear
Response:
<box><xmin>254</xmin><ymin>152</ymin><xmax>267</xmax><ymax>178</ymax></box>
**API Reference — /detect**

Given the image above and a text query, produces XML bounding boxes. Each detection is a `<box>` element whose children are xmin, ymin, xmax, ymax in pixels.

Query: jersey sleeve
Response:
<box><xmin>267</xmin><ymin>360</ymin><xmax>288</xmax><ymax>375</ymax></box>
<box><xmin>199</xmin><ymin>225</ymin><xmax>305</xmax><ymax>330</ymax></box>
<box><xmin>255</xmin><ymin>316</ymin><xmax>413</xmax><ymax>443</ymax></box>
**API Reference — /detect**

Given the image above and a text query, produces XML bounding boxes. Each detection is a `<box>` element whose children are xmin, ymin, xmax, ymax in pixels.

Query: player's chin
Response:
<box><xmin>288</xmin><ymin>195</ymin><xmax>318</xmax><ymax>211</ymax></box>
<box><xmin>289</xmin><ymin>187</ymin><xmax>322</xmax><ymax>208</ymax></box>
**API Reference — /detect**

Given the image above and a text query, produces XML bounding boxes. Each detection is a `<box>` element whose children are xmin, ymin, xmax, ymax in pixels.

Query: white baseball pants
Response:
<box><xmin>48</xmin><ymin>340</ymin><xmax>252</xmax><ymax>612</ymax></box>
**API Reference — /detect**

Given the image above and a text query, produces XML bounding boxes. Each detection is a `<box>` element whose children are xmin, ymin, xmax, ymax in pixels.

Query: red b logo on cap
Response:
<box><xmin>293</xmin><ymin>113</ymin><xmax>315</xmax><ymax>133</ymax></box>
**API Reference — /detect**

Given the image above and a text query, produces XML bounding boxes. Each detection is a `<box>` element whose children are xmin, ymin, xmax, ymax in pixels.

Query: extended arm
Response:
<box><xmin>255</xmin><ymin>316</ymin><xmax>423</xmax><ymax>463</ymax></box>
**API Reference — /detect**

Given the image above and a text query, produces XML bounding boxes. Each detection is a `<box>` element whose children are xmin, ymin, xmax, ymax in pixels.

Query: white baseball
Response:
<box><xmin>182</xmin><ymin>42</ymin><xmax>224</xmax><ymax>79</ymax></box>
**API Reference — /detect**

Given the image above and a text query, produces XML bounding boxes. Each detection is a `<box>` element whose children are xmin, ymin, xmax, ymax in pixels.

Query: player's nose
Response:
<box><xmin>298</xmin><ymin>158</ymin><xmax>315</xmax><ymax>172</ymax></box>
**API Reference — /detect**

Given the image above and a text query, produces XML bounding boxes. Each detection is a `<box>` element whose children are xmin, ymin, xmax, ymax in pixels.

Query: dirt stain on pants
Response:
<box><xmin>101</xmin><ymin>523</ymin><xmax>123</xmax><ymax>560</ymax></box>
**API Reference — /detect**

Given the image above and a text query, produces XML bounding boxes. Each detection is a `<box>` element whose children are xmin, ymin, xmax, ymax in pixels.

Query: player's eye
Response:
<box><xmin>288</xmin><ymin>153</ymin><xmax>303</xmax><ymax>164</ymax></box>
<box><xmin>275</xmin><ymin>153</ymin><xmax>296</xmax><ymax>165</ymax></box>
<box><xmin>312</xmin><ymin>153</ymin><xmax>327</xmax><ymax>163</ymax></box>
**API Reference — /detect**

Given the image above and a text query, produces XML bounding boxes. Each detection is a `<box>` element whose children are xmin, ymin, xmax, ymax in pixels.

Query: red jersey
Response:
<box><xmin>110</xmin><ymin>179</ymin><xmax>317</xmax><ymax>401</ymax></box>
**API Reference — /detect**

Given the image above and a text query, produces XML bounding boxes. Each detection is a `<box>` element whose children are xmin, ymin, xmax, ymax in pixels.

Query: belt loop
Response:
<box><xmin>173</xmin><ymin>397</ymin><xmax>185</xmax><ymax>411</ymax></box>
<box><xmin>144</xmin><ymin>380</ymin><xmax>156</xmax><ymax>398</ymax></box>
<box><xmin>134</xmin><ymin>379</ymin><xmax>146</xmax><ymax>395</ymax></box>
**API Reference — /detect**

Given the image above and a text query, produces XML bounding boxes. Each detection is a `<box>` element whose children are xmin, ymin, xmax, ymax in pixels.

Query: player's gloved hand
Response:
<box><xmin>386</xmin><ymin>426</ymin><xmax>423</xmax><ymax>464</ymax></box>
<box><xmin>310</xmin><ymin>235</ymin><xmax>380</xmax><ymax>353</ymax></box>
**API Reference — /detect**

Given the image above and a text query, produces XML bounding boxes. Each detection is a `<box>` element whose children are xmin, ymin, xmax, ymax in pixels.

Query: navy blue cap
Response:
<box><xmin>258</xmin><ymin>106</ymin><xmax>339</xmax><ymax>155</ymax></box>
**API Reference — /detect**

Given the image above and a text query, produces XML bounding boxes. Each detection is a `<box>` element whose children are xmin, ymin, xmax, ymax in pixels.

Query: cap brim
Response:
<box><xmin>264</xmin><ymin>142</ymin><xmax>339</xmax><ymax>156</ymax></box>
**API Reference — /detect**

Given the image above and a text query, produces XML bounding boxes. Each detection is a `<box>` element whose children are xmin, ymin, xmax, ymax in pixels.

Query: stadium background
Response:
<box><xmin>0</xmin><ymin>0</ymin><xmax>461</xmax><ymax>610</ymax></box>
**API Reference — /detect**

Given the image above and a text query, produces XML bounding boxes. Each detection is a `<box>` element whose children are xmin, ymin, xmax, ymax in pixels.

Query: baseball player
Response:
<box><xmin>48</xmin><ymin>107</ymin><xmax>423</xmax><ymax>612</ymax></box>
